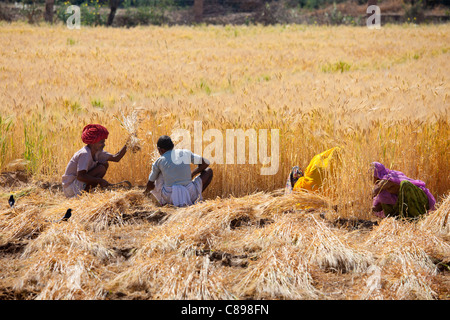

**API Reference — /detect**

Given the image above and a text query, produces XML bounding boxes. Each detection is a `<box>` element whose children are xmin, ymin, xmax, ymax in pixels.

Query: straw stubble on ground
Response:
<box><xmin>0</xmin><ymin>186</ymin><xmax>449</xmax><ymax>300</ymax></box>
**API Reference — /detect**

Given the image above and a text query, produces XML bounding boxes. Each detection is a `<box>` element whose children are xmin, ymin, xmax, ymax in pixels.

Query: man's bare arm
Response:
<box><xmin>191</xmin><ymin>157</ymin><xmax>209</xmax><ymax>178</ymax></box>
<box><xmin>144</xmin><ymin>180</ymin><xmax>155</xmax><ymax>195</ymax></box>
<box><xmin>108</xmin><ymin>143</ymin><xmax>128</xmax><ymax>162</ymax></box>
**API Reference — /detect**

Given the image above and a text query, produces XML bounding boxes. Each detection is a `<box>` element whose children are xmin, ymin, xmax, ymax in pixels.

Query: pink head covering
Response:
<box><xmin>372</xmin><ymin>162</ymin><xmax>435</xmax><ymax>211</ymax></box>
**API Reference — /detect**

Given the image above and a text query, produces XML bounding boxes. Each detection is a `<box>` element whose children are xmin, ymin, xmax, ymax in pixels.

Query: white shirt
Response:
<box><xmin>148</xmin><ymin>149</ymin><xmax>204</xmax><ymax>187</ymax></box>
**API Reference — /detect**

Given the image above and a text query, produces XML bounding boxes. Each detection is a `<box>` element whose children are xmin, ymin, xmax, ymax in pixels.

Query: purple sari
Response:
<box><xmin>372</xmin><ymin>162</ymin><xmax>436</xmax><ymax>212</ymax></box>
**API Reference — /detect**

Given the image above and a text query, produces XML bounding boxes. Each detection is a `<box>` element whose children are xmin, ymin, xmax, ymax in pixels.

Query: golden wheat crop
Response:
<box><xmin>0</xmin><ymin>22</ymin><xmax>449</xmax><ymax>300</ymax></box>
<box><xmin>1</xmin><ymin>22</ymin><xmax>449</xmax><ymax>201</ymax></box>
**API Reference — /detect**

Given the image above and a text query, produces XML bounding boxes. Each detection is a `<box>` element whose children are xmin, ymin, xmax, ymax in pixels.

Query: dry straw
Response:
<box><xmin>233</xmin><ymin>247</ymin><xmax>320</xmax><ymax>299</ymax></box>
<box><xmin>1</xmin><ymin>186</ymin><xmax>449</xmax><ymax>300</ymax></box>
<box><xmin>13</xmin><ymin>223</ymin><xmax>112</xmax><ymax>299</ymax></box>
<box><xmin>117</xmin><ymin>108</ymin><xmax>144</xmax><ymax>153</ymax></box>
<box><xmin>419</xmin><ymin>193</ymin><xmax>450</xmax><ymax>240</ymax></box>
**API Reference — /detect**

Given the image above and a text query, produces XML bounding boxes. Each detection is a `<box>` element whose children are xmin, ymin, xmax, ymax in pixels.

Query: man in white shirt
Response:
<box><xmin>62</xmin><ymin>124</ymin><xmax>128</xmax><ymax>198</ymax></box>
<box><xmin>144</xmin><ymin>135</ymin><xmax>213</xmax><ymax>207</ymax></box>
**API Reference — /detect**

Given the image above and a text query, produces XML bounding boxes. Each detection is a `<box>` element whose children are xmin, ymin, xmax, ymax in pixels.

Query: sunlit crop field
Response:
<box><xmin>0</xmin><ymin>22</ymin><xmax>449</xmax><ymax>300</ymax></box>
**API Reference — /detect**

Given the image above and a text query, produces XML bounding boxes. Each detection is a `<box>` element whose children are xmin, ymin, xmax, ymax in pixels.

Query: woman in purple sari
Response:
<box><xmin>371</xmin><ymin>162</ymin><xmax>436</xmax><ymax>219</ymax></box>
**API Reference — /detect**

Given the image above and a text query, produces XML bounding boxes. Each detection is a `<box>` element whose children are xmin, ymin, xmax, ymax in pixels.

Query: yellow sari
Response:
<box><xmin>293</xmin><ymin>147</ymin><xmax>341</xmax><ymax>192</ymax></box>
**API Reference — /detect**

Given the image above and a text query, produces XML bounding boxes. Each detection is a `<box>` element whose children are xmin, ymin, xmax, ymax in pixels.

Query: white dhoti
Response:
<box><xmin>63</xmin><ymin>179</ymin><xmax>86</xmax><ymax>198</ymax></box>
<box><xmin>151</xmin><ymin>175</ymin><xmax>203</xmax><ymax>207</ymax></box>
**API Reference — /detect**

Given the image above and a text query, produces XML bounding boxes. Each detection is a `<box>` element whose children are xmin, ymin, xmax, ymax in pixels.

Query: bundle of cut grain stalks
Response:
<box><xmin>117</xmin><ymin>108</ymin><xmax>144</xmax><ymax>153</ymax></box>
<box><xmin>0</xmin><ymin>186</ymin><xmax>449</xmax><ymax>300</ymax></box>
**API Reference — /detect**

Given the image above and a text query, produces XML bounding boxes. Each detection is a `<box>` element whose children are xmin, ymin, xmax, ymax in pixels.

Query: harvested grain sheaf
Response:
<box><xmin>13</xmin><ymin>223</ymin><xmax>113</xmax><ymax>300</ymax></box>
<box><xmin>134</xmin><ymin>190</ymin><xmax>330</xmax><ymax>257</ymax></box>
<box><xmin>378</xmin><ymin>245</ymin><xmax>438</xmax><ymax>300</ymax></box>
<box><xmin>21</xmin><ymin>224</ymin><xmax>114</xmax><ymax>262</ymax></box>
<box><xmin>0</xmin><ymin>208</ymin><xmax>46</xmax><ymax>242</ymax></box>
<box><xmin>364</xmin><ymin>217</ymin><xmax>450</xmax><ymax>265</ymax></box>
<box><xmin>420</xmin><ymin>193</ymin><xmax>450</xmax><ymax>240</ymax></box>
<box><xmin>233</xmin><ymin>247</ymin><xmax>320</xmax><ymax>299</ymax></box>
<box><xmin>105</xmin><ymin>254</ymin><xmax>235</xmax><ymax>300</ymax></box>
<box><xmin>255</xmin><ymin>189</ymin><xmax>330</xmax><ymax>215</ymax></box>
<box><xmin>361</xmin><ymin>212</ymin><xmax>450</xmax><ymax>299</ymax></box>
<box><xmin>119</xmin><ymin>109</ymin><xmax>144</xmax><ymax>153</ymax></box>
<box><xmin>303</xmin><ymin>216</ymin><xmax>373</xmax><ymax>273</ymax></box>
<box><xmin>78</xmin><ymin>190</ymin><xmax>147</xmax><ymax>231</ymax></box>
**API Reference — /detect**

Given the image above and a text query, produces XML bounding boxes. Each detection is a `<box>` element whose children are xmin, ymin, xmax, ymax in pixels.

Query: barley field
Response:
<box><xmin>0</xmin><ymin>22</ymin><xmax>449</xmax><ymax>301</ymax></box>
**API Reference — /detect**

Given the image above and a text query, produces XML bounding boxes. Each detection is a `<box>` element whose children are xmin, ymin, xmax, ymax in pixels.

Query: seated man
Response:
<box><xmin>144</xmin><ymin>135</ymin><xmax>213</xmax><ymax>207</ymax></box>
<box><xmin>62</xmin><ymin>124</ymin><xmax>128</xmax><ymax>198</ymax></box>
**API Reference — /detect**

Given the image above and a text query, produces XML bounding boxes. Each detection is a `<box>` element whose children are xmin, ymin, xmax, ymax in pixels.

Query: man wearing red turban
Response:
<box><xmin>62</xmin><ymin>124</ymin><xmax>128</xmax><ymax>198</ymax></box>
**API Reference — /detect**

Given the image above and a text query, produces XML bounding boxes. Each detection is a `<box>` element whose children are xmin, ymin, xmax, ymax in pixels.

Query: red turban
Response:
<box><xmin>81</xmin><ymin>124</ymin><xmax>109</xmax><ymax>144</ymax></box>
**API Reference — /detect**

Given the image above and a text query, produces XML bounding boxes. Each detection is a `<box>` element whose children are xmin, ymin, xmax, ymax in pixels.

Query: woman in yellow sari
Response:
<box><xmin>288</xmin><ymin>147</ymin><xmax>341</xmax><ymax>193</ymax></box>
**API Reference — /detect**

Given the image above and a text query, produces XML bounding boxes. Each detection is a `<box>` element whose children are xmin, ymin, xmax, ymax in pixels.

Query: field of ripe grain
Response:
<box><xmin>0</xmin><ymin>22</ymin><xmax>449</xmax><ymax>300</ymax></box>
